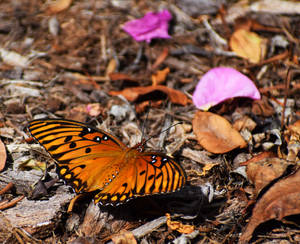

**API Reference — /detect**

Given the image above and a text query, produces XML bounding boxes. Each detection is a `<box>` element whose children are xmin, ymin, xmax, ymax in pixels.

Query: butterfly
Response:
<box><xmin>27</xmin><ymin>119</ymin><xmax>186</xmax><ymax>206</ymax></box>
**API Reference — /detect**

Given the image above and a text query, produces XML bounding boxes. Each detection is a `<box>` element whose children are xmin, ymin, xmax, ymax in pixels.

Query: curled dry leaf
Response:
<box><xmin>46</xmin><ymin>0</ymin><xmax>73</xmax><ymax>14</ymax></box>
<box><xmin>109</xmin><ymin>85</ymin><xmax>189</xmax><ymax>106</ymax></box>
<box><xmin>166</xmin><ymin>213</ymin><xmax>195</xmax><ymax>234</ymax></box>
<box><xmin>240</xmin><ymin>169</ymin><xmax>300</xmax><ymax>243</ymax></box>
<box><xmin>0</xmin><ymin>138</ymin><xmax>6</xmax><ymax>171</ymax></box>
<box><xmin>151</xmin><ymin>67</ymin><xmax>170</xmax><ymax>86</ymax></box>
<box><xmin>229</xmin><ymin>29</ymin><xmax>267</xmax><ymax>63</ymax></box>
<box><xmin>192</xmin><ymin>111</ymin><xmax>247</xmax><ymax>154</ymax></box>
<box><xmin>233</xmin><ymin>115</ymin><xmax>257</xmax><ymax>132</ymax></box>
<box><xmin>111</xmin><ymin>230</ymin><xmax>137</xmax><ymax>244</ymax></box>
<box><xmin>246</xmin><ymin>157</ymin><xmax>289</xmax><ymax>195</ymax></box>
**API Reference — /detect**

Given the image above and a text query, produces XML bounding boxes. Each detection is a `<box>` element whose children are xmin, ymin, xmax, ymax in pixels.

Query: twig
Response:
<box><xmin>0</xmin><ymin>195</ymin><xmax>24</xmax><ymax>210</ymax></box>
<box><xmin>0</xmin><ymin>182</ymin><xmax>13</xmax><ymax>195</ymax></box>
<box><xmin>202</xmin><ymin>17</ymin><xmax>227</xmax><ymax>47</ymax></box>
<box><xmin>106</xmin><ymin>216</ymin><xmax>167</xmax><ymax>244</ymax></box>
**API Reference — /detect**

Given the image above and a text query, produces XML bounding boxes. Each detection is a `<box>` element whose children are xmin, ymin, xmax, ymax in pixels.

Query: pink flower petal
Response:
<box><xmin>122</xmin><ymin>9</ymin><xmax>172</xmax><ymax>43</ymax></box>
<box><xmin>193</xmin><ymin>67</ymin><xmax>261</xmax><ymax>110</ymax></box>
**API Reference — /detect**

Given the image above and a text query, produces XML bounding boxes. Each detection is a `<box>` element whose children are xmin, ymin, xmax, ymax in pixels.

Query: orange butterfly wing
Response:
<box><xmin>28</xmin><ymin>119</ymin><xmax>186</xmax><ymax>206</ymax></box>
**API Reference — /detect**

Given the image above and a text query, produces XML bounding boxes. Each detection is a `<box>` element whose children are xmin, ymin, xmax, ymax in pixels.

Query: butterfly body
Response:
<box><xmin>28</xmin><ymin>119</ymin><xmax>186</xmax><ymax>206</ymax></box>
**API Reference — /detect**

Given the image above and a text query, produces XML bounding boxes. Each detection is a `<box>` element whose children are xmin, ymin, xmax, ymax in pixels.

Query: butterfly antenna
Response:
<box><xmin>142</xmin><ymin>121</ymin><xmax>183</xmax><ymax>146</ymax></box>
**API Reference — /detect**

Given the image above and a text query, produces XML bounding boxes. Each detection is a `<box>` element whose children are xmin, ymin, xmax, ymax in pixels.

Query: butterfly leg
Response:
<box><xmin>67</xmin><ymin>194</ymin><xmax>83</xmax><ymax>213</ymax></box>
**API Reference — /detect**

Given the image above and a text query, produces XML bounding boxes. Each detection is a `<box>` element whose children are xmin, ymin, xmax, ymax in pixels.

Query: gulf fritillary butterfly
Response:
<box><xmin>28</xmin><ymin>119</ymin><xmax>186</xmax><ymax>206</ymax></box>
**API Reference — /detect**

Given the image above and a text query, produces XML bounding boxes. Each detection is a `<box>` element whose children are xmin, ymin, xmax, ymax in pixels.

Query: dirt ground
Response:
<box><xmin>0</xmin><ymin>0</ymin><xmax>300</xmax><ymax>243</ymax></box>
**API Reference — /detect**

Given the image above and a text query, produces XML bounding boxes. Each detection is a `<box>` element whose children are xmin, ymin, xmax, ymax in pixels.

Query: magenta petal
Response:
<box><xmin>192</xmin><ymin>67</ymin><xmax>261</xmax><ymax>110</ymax></box>
<box><xmin>122</xmin><ymin>9</ymin><xmax>172</xmax><ymax>43</ymax></box>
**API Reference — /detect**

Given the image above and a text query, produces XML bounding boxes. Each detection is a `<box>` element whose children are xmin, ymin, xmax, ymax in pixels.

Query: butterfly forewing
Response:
<box><xmin>28</xmin><ymin>119</ymin><xmax>126</xmax><ymax>192</ymax></box>
<box><xmin>28</xmin><ymin>119</ymin><xmax>186</xmax><ymax>206</ymax></box>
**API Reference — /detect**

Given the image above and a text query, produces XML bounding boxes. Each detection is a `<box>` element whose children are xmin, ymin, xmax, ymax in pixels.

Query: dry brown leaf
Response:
<box><xmin>229</xmin><ymin>29</ymin><xmax>267</xmax><ymax>63</ymax></box>
<box><xmin>285</xmin><ymin>120</ymin><xmax>300</xmax><ymax>162</ymax></box>
<box><xmin>240</xmin><ymin>152</ymin><xmax>275</xmax><ymax>166</ymax></box>
<box><xmin>233</xmin><ymin>116</ymin><xmax>257</xmax><ymax>132</ymax></box>
<box><xmin>135</xmin><ymin>100</ymin><xmax>162</xmax><ymax>114</ymax></box>
<box><xmin>166</xmin><ymin>213</ymin><xmax>195</xmax><ymax>234</ymax></box>
<box><xmin>47</xmin><ymin>0</ymin><xmax>73</xmax><ymax>14</ymax></box>
<box><xmin>151</xmin><ymin>67</ymin><xmax>170</xmax><ymax>86</ymax></box>
<box><xmin>192</xmin><ymin>111</ymin><xmax>247</xmax><ymax>154</ymax></box>
<box><xmin>109</xmin><ymin>85</ymin><xmax>189</xmax><ymax>106</ymax></box>
<box><xmin>240</xmin><ymin>169</ymin><xmax>300</xmax><ymax>243</ymax></box>
<box><xmin>288</xmin><ymin>120</ymin><xmax>300</xmax><ymax>135</ymax></box>
<box><xmin>251</xmin><ymin>96</ymin><xmax>275</xmax><ymax>117</ymax></box>
<box><xmin>111</xmin><ymin>230</ymin><xmax>137</xmax><ymax>244</ymax></box>
<box><xmin>0</xmin><ymin>138</ymin><xmax>6</xmax><ymax>171</ymax></box>
<box><xmin>246</xmin><ymin>157</ymin><xmax>289</xmax><ymax>195</ymax></box>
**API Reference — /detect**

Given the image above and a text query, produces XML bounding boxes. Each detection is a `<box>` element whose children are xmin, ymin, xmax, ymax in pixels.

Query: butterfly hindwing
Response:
<box><xmin>135</xmin><ymin>153</ymin><xmax>186</xmax><ymax>195</ymax></box>
<box><xmin>94</xmin><ymin>152</ymin><xmax>186</xmax><ymax>205</ymax></box>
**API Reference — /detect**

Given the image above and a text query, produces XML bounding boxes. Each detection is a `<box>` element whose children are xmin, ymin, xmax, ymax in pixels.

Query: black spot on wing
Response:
<box><xmin>48</xmin><ymin>144</ymin><xmax>60</xmax><ymax>151</ymax></box>
<box><xmin>69</xmin><ymin>142</ymin><xmax>76</xmax><ymax>148</ymax></box>
<box><xmin>64</xmin><ymin>136</ymin><xmax>72</xmax><ymax>142</ymax></box>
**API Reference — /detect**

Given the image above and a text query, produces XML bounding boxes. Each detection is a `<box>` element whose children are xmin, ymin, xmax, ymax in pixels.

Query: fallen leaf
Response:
<box><xmin>192</xmin><ymin>67</ymin><xmax>261</xmax><ymax>110</ymax></box>
<box><xmin>233</xmin><ymin>116</ymin><xmax>257</xmax><ymax>132</ymax></box>
<box><xmin>192</xmin><ymin>111</ymin><xmax>247</xmax><ymax>154</ymax></box>
<box><xmin>230</xmin><ymin>29</ymin><xmax>267</xmax><ymax>63</ymax></box>
<box><xmin>111</xmin><ymin>230</ymin><xmax>137</xmax><ymax>244</ymax></box>
<box><xmin>166</xmin><ymin>213</ymin><xmax>195</xmax><ymax>234</ymax></box>
<box><xmin>109</xmin><ymin>85</ymin><xmax>189</xmax><ymax>106</ymax></box>
<box><xmin>18</xmin><ymin>159</ymin><xmax>46</xmax><ymax>171</ymax></box>
<box><xmin>240</xmin><ymin>152</ymin><xmax>275</xmax><ymax>166</ymax></box>
<box><xmin>47</xmin><ymin>0</ymin><xmax>73</xmax><ymax>14</ymax></box>
<box><xmin>122</xmin><ymin>9</ymin><xmax>172</xmax><ymax>43</ymax></box>
<box><xmin>240</xmin><ymin>169</ymin><xmax>300</xmax><ymax>243</ymax></box>
<box><xmin>250</xmin><ymin>0</ymin><xmax>300</xmax><ymax>15</ymax></box>
<box><xmin>246</xmin><ymin>157</ymin><xmax>289</xmax><ymax>195</ymax></box>
<box><xmin>135</xmin><ymin>100</ymin><xmax>162</xmax><ymax>114</ymax></box>
<box><xmin>285</xmin><ymin>120</ymin><xmax>300</xmax><ymax>162</ymax></box>
<box><xmin>30</xmin><ymin>177</ymin><xmax>59</xmax><ymax>200</ymax></box>
<box><xmin>66</xmin><ymin>105</ymin><xmax>88</xmax><ymax>122</ymax></box>
<box><xmin>288</xmin><ymin>120</ymin><xmax>300</xmax><ymax>135</ymax></box>
<box><xmin>251</xmin><ymin>96</ymin><xmax>275</xmax><ymax>117</ymax></box>
<box><xmin>151</xmin><ymin>67</ymin><xmax>170</xmax><ymax>86</ymax></box>
<box><xmin>0</xmin><ymin>138</ymin><xmax>6</xmax><ymax>171</ymax></box>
